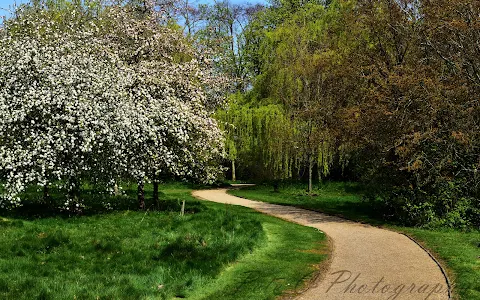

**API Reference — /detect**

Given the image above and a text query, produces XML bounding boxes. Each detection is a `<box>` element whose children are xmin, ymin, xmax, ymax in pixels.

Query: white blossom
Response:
<box><xmin>0</xmin><ymin>4</ymin><xmax>227</xmax><ymax>208</ymax></box>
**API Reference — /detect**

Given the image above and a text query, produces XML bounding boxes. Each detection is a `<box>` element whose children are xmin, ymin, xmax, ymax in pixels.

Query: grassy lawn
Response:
<box><xmin>230</xmin><ymin>183</ymin><xmax>480</xmax><ymax>300</ymax></box>
<box><xmin>189</xmin><ymin>212</ymin><xmax>328</xmax><ymax>300</ymax></box>
<box><xmin>0</xmin><ymin>182</ymin><xmax>327</xmax><ymax>300</ymax></box>
<box><xmin>229</xmin><ymin>182</ymin><xmax>380</xmax><ymax>224</ymax></box>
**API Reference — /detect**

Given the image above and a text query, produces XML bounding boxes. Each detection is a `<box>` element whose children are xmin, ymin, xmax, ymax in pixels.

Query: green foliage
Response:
<box><xmin>237</xmin><ymin>0</ymin><xmax>479</xmax><ymax>228</ymax></box>
<box><xmin>6</xmin><ymin>0</ymin><xmax>103</xmax><ymax>37</ymax></box>
<box><xmin>369</xmin><ymin>181</ymin><xmax>480</xmax><ymax>229</ymax></box>
<box><xmin>215</xmin><ymin>93</ymin><xmax>294</xmax><ymax>180</ymax></box>
<box><xmin>217</xmin><ymin>1</ymin><xmax>358</xmax><ymax>184</ymax></box>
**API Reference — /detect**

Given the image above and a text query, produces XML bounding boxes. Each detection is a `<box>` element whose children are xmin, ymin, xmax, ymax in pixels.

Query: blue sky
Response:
<box><xmin>0</xmin><ymin>0</ymin><xmax>268</xmax><ymax>23</ymax></box>
<box><xmin>0</xmin><ymin>0</ymin><xmax>26</xmax><ymax>22</ymax></box>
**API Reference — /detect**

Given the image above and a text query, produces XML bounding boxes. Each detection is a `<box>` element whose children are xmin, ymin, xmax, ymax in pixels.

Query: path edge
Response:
<box><xmin>399</xmin><ymin>232</ymin><xmax>453</xmax><ymax>300</ymax></box>
<box><xmin>192</xmin><ymin>189</ymin><xmax>336</xmax><ymax>299</ymax></box>
<box><xmin>226</xmin><ymin>186</ymin><xmax>454</xmax><ymax>300</ymax></box>
<box><xmin>196</xmin><ymin>187</ymin><xmax>453</xmax><ymax>300</ymax></box>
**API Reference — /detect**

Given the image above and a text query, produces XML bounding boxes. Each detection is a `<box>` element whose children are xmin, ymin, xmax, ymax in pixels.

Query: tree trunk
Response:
<box><xmin>308</xmin><ymin>157</ymin><xmax>313</xmax><ymax>194</ymax></box>
<box><xmin>68</xmin><ymin>177</ymin><xmax>80</xmax><ymax>202</ymax></box>
<box><xmin>153</xmin><ymin>180</ymin><xmax>159</xmax><ymax>207</ymax></box>
<box><xmin>231</xmin><ymin>159</ymin><xmax>236</xmax><ymax>182</ymax></box>
<box><xmin>67</xmin><ymin>177</ymin><xmax>82</xmax><ymax>214</ymax></box>
<box><xmin>137</xmin><ymin>180</ymin><xmax>145</xmax><ymax>210</ymax></box>
<box><xmin>43</xmin><ymin>184</ymin><xmax>49</xmax><ymax>201</ymax></box>
<box><xmin>273</xmin><ymin>181</ymin><xmax>279</xmax><ymax>193</ymax></box>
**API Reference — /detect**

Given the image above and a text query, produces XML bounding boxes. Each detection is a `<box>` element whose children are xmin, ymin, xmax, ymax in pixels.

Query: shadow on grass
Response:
<box><xmin>0</xmin><ymin>189</ymin><xmax>266</xmax><ymax>300</ymax></box>
<box><xmin>1</xmin><ymin>184</ymin><xmax>207</xmax><ymax>220</ymax></box>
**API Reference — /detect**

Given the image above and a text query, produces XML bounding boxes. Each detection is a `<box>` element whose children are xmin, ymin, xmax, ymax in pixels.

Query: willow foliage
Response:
<box><xmin>216</xmin><ymin>94</ymin><xmax>294</xmax><ymax>180</ymax></box>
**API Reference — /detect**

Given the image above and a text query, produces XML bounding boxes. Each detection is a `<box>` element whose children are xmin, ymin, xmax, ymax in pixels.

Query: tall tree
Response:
<box><xmin>244</xmin><ymin>0</ymin><xmax>356</xmax><ymax>192</ymax></box>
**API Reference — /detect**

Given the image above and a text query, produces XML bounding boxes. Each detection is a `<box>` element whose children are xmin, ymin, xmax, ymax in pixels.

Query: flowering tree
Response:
<box><xmin>101</xmin><ymin>3</ymin><xmax>226</xmax><ymax>208</ymax></box>
<box><xmin>0</xmin><ymin>8</ymin><xmax>127</xmax><ymax>209</ymax></box>
<box><xmin>0</xmin><ymin>1</ymin><xmax>226</xmax><ymax>210</ymax></box>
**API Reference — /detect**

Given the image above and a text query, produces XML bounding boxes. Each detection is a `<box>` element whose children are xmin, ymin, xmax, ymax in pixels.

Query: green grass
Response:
<box><xmin>0</xmin><ymin>182</ymin><xmax>327</xmax><ymax>299</ymax></box>
<box><xmin>230</xmin><ymin>182</ymin><xmax>480</xmax><ymax>300</ymax></box>
<box><xmin>229</xmin><ymin>182</ymin><xmax>383</xmax><ymax>224</ymax></box>
<box><xmin>190</xmin><ymin>211</ymin><xmax>328</xmax><ymax>300</ymax></box>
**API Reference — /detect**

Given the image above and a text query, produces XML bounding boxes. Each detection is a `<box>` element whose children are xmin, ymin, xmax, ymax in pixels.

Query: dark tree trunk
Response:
<box><xmin>153</xmin><ymin>180</ymin><xmax>159</xmax><ymax>207</ymax></box>
<box><xmin>114</xmin><ymin>182</ymin><xmax>120</xmax><ymax>196</ymax></box>
<box><xmin>138</xmin><ymin>180</ymin><xmax>145</xmax><ymax>210</ymax></box>
<box><xmin>67</xmin><ymin>177</ymin><xmax>82</xmax><ymax>214</ymax></box>
<box><xmin>273</xmin><ymin>181</ymin><xmax>279</xmax><ymax>193</ymax></box>
<box><xmin>308</xmin><ymin>157</ymin><xmax>313</xmax><ymax>194</ymax></box>
<box><xmin>43</xmin><ymin>184</ymin><xmax>49</xmax><ymax>201</ymax></box>
<box><xmin>68</xmin><ymin>177</ymin><xmax>80</xmax><ymax>202</ymax></box>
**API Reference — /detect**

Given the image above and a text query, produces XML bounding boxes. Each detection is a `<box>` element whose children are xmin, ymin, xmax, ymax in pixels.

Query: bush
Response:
<box><xmin>366</xmin><ymin>178</ymin><xmax>480</xmax><ymax>229</ymax></box>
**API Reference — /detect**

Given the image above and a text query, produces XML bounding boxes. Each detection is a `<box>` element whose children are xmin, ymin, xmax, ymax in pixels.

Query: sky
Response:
<box><xmin>0</xmin><ymin>0</ymin><xmax>27</xmax><ymax>22</ymax></box>
<box><xmin>0</xmin><ymin>0</ymin><xmax>268</xmax><ymax>23</ymax></box>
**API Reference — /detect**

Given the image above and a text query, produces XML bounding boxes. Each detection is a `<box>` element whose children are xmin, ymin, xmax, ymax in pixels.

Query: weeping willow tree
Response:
<box><xmin>216</xmin><ymin>0</ymin><xmax>356</xmax><ymax>189</ymax></box>
<box><xmin>215</xmin><ymin>93</ymin><xmax>293</xmax><ymax>182</ymax></box>
<box><xmin>290</xmin><ymin>119</ymin><xmax>336</xmax><ymax>192</ymax></box>
<box><xmin>216</xmin><ymin>93</ymin><xmax>336</xmax><ymax>191</ymax></box>
<box><xmin>251</xmin><ymin>2</ymin><xmax>341</xmax><ymax>192</ymax></box>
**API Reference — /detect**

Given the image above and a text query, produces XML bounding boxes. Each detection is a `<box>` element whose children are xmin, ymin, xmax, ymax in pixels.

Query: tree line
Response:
<box><xmin>0</xmin><ymin>0</ymin><xmax>478</xmax><ymax>228</ymax></box>
<box><xmin>215</xmin><ymin>0</ymin><xmax>479</xmax><ymax>228</ymax></box>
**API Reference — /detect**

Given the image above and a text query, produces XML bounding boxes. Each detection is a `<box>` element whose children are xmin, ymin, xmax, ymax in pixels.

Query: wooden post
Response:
<box><xmin>180</xmin><ymin>200</ymin><xmax>185</xmax><ymax>216</ymax></box>
<box><xmin>138</xmin><ymin>180</ymin><xmax>145</xmax><ymax>210</ymax></box>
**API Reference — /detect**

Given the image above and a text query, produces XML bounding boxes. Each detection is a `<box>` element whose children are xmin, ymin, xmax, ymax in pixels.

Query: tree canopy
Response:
<box><xmin>0</xmin><ymin>0</ymin><xmax>226</xmax><ymax>209</ymax></box>
<box><xmin>0</xmin><ymin>0</ymin><xmax>478</xmax><ymax>228</ymax></box>
<box><xmin>216</xmin><ymin>0</ymin><xmax>479</xmax><ymax>228</ymax></box>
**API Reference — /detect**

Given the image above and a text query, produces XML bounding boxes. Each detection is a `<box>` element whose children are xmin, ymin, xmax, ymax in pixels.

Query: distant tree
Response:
<box><xmin>216</xmin><ymin>93</ymin><xmax>293</xmax><ymax>184</ymax></box>
<box><xmin>243</xmin><ymin>0</ymin><xmax>356</xmax><ymax>192</ymax></box>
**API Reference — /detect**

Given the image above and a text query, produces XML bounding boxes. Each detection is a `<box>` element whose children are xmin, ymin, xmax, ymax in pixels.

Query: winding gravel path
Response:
<box><xmin>192</xmin><ymin>187</ymin><xmax>449</xmax><ymax>300</ymax></box>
